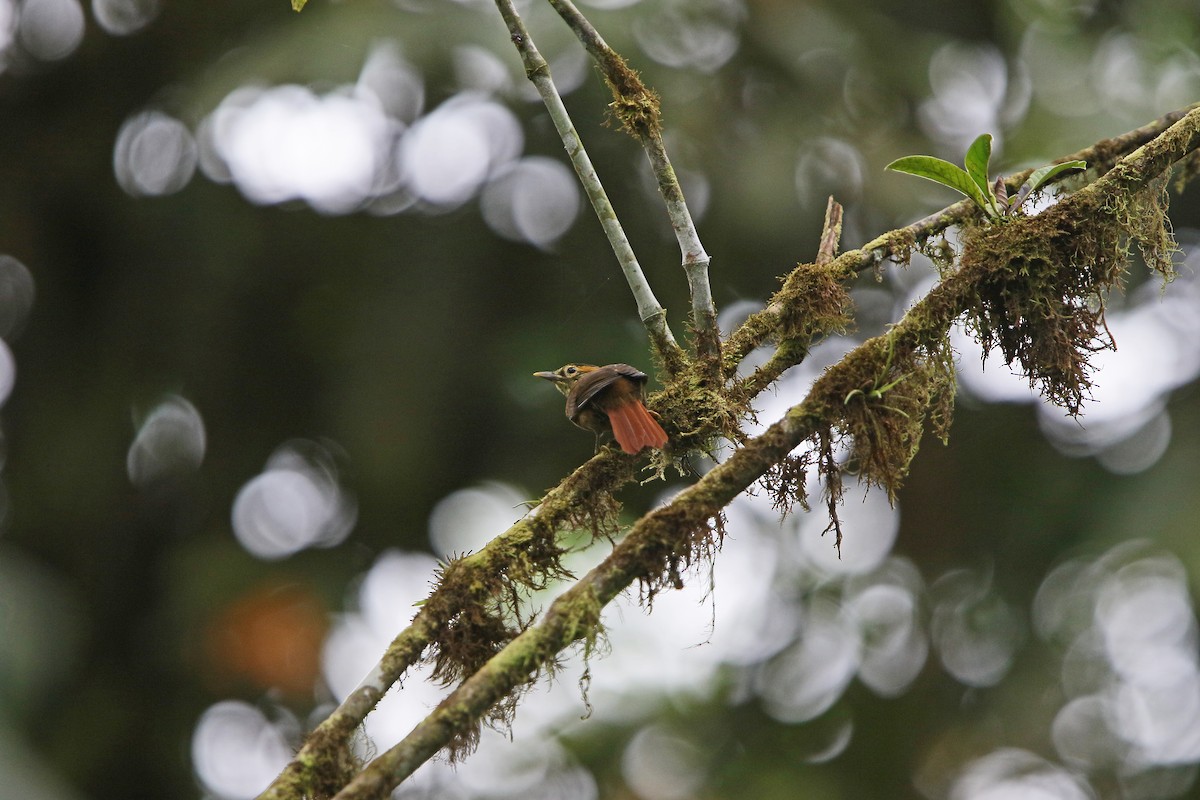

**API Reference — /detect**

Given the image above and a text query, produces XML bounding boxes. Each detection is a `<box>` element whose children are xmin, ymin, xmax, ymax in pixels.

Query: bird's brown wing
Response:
<box><xmin>566</xmin><ymin>363</ymin><xmax>647</xmax><ymax>418</ymax></box>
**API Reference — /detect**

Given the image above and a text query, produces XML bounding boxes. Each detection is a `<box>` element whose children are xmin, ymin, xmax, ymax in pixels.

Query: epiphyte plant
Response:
<box><xmin>887</xmin><ymin>133</ymin><xmax>1086</xmax><ymax>220</ymax></box>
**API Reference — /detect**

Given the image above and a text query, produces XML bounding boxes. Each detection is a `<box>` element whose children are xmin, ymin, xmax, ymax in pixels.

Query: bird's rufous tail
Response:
<box><xmin>606</xmin><ymin>401</ymin><xmax>668</xmax><ymax>454</ymax></box>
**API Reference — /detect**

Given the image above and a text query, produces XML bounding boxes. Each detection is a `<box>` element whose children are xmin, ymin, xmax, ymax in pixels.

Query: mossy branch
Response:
<box><xmin>721</xmin><ymin>103</ymin><xmax>1200</xmax><ymax>381</ymax></box>
<box><xmin>737</xmin><ymin>199</ymin><xmax>848</xmax><ymax>398</ymax></box>
<box><xmin>255</xmin><ymin>447</ymin><xmax>634</xmax><ymax>800</ymax></box>
<box><xmin>300</xmin><ymin>105</ymin><xmax>1200</xmax><ymax>800</ymax></box>
<box><xmin>271</xmin><ymin>0</ymin><xmax>1200</xmax><ymax>774</ymax></box>
<box><xmin>258</xmin><ymin>102</ymin><xmax>1200</xmax><ymax>800</ymax></box>
<box><xmin>494</xmin><ymin>0</ymin><xmax>683</xmax><ymax>372</ymax></box>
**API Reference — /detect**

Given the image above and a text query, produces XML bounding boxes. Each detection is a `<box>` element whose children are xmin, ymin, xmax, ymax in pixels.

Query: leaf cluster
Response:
<box><xmin>888</xmin><ymin>133</ymin><xmax>1086</xmax><ymax>220</ymax></box>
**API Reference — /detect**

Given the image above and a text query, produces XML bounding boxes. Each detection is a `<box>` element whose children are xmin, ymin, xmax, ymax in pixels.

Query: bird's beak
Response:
<box><xmin>533</xmin><ymin>370</ymin><xmax>562</xmax><ymax>382</ymax></box>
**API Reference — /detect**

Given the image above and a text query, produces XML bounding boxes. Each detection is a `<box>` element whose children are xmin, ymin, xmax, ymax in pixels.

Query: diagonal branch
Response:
<box><xmin>325</xmin><ymin>224</ymin><xmax>991</xmax><ymax>800</ymax></box>
<box><xmin>721</xmin><ymin>102</ymin><xmax>1200</xmax><ymax>382</ymax></box>
<box><xmin>256</xmin><ymin>447</ymin><xmax>636</xmax><ymax>800</ymax></box>
<box><xmin>494</xmin><ymin>0</ymin><xmax>684</xmax><ymax>371</ymax></box>
<box><xmin>328</xmin><ymin>105</ymin><xmax>1200</xmax><ymax>800</ymax></box>
<box><xmin>257</xmin><ymin>102</ymin><xmax>1200</xmax><ymax>800</ymax></box>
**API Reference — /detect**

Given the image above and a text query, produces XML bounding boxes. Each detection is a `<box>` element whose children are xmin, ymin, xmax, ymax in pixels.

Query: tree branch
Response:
<box><xmin>325</xmin><ymin>104</ymin><xmax>1200</xmax><ymax>800</ymax></box>
<box><xmin>736</xmin><ymin>198</ymin><xmax>845</xmax><ymax>397</ymax></box>
<box><xmin>545</xmin><ymin>0</ymin><xmax>719</xmax><ymax>367</ymax></box>
<box><xmin>256</xmin><ymin>447</ymin><xmax>636</xmax><ymax>800</ymax></box>
<box><xmin>721</xmin><ymin>102</ymin><xmax>1200</xmax><ymax>380</ymax></box>
<box><xmin>494</xmin><ymin>0</ymin><xmax>683</xmax><ymax>371</ymax></box>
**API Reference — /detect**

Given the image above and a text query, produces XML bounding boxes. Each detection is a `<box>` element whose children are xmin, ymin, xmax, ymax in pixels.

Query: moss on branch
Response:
<box><xmin>265</xmin><ymin>103</ymin><xmax>1200</xmax><ymax>800</ymax></box>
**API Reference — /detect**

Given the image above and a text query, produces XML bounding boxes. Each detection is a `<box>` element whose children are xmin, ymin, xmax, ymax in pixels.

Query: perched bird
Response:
<box><xmin>534</xmin><ymin>363</ymin><xmax>668</xmax><ymax>455</ymax></box>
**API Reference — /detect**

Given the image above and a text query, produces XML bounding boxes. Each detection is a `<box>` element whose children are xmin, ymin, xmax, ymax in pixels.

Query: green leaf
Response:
<box><xmin>1024</xmin><ymin>160</ymin><xmax>1087</xmax><ymax>195</ymax></box>
<box><xmin>1010</xmin><ymin>160</ymin><xmax>1087</xmax><ymax>214</ymax></box>
<box><xmin>291</xmin><ymin>0</ymin><xmax>308</xmax><ymax>10</ymax></box>
<box><xmin>886</xmin><ymin>155</ymin><xmax>995</xmax><ymax>216</ymax></box>
<box><xmin>964</xmin><ymin>133</ymin><xmax>995</xmax><ymax>205</ymax></box>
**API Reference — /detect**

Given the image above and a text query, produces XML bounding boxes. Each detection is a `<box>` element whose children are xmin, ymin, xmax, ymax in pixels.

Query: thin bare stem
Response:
<box><xmin>494</xmin><ymin>0</ymin><xmax>683</xmax><ymax>369</ymax></box>
<box><xmin>737</xmin><ymin>199</ymin><xmax>844</xmax><ymax>397</ymax></box>
<box><xmin>546</xmin><ymin>0</ymin><xmax>719</xmax><ymax>366</ymax></box>
<box><xmin>817</xmin><ymin>196</ymin><xmax>844</xmax><ymax>265</ymax></box>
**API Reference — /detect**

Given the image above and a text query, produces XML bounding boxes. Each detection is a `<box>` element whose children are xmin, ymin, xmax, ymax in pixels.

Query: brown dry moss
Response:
<box><xmin>959</xmin><ymin>177</ymin><xmax>1176</xmax><ymax>413</ymax></box>
<box><xmin>426</xmin><ymin>516</ymin><xmax>579</xmax><ymax>689</ymax></box>
<box><xmin>425</xmin><ymin>561</ymin><xmax>519</xmax><ymax>689</ymax></box>
<box><xmin>426</xmin><ymin>539</ymin><xmax>573</xmax><ymax>759</ymax></box>
<box><xmin>821</xmin><ymin>334</ymin><xmax>955</xmax><ymax>498</ymax></box>
<box><xmin>442</xmin><ymin>580</ymin><xmax>607</xmax><ymax>759</ymax></box>
<box><xmin>599</xmin><ymin>53</ymin><xmax>662</xmax><ymax>139</ymax></box>
<box><xmin>414</xmin><ymin>455</ymin><xmax>629</xmax><ymax>756</ymax></box>
<box><xmin>617</xmin><ymin>501</ymin><xmax>726</xmax><ymax>605</ymax></box>
<box><xmin>760</xmin><ymin>451</ymin><xmax>811</xmax><ymax>516</ymax></box>
<box><xmin>551</xmin><ymin>454</ymin><xmax>627</xmax><ymax>542</ymax></box>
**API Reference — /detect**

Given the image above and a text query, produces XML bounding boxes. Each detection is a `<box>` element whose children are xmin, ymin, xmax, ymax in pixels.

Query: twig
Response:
<box><xmin>816</xmin><ymin>196</ymin><xmax>843</xmax><ymax>265</ymax></box>
<box><xmin>494</xmin><ymin>0</ymin><xmax>683</xmax><ymax>371</ymax></box>
<box><xmin>545</xmin><ymin>0</ymin><xmax>719</xmax><ymax>367</ymax></box>
<box><xmin>738</xmin><ymin>198</ymin><xmax>844</xmax><ymax>397</ymax></box>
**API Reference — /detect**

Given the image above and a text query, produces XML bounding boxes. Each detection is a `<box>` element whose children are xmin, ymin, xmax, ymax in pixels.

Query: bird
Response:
<box><xmin>533</xmin><ymin>363</ymin><xmax>668</xmax><ymax>455</ymax></box>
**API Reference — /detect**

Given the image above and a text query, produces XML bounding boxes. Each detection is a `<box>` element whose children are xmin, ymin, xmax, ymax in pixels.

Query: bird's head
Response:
<box><xmin>533</xmin><ymin>363</ymin><xmax>598</xmax><ymax>396</ymax></box>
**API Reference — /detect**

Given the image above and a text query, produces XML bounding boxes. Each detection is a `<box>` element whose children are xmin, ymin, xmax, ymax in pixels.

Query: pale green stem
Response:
<box><xmin>546</xmin><ymin>0</ymin><xmax>718</xmax><ymax>364</ymax></box>
<box><xmin>495</xmin><ymin>0</ymin><xmax>682</xmax><ymax>368</ymax></box>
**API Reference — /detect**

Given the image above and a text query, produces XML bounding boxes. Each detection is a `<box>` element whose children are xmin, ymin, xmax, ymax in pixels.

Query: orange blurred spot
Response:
<box><xmin>205</xmin><ymin>581</ymin><xmax>329</xmax><ymax>697</ymax></box>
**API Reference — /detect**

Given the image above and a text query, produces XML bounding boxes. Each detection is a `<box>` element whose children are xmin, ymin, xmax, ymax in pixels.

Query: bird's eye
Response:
<box><xmin>565</xmin><ymin>366</ymin><xmax>577</xmax><ymax>376</ymax></box>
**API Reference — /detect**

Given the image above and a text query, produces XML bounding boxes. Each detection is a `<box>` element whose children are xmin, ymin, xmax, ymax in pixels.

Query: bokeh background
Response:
<box><xmin>2</xmin><ymin>0</ymin><xmax>1200</xmax><ymax>798</ymax></box>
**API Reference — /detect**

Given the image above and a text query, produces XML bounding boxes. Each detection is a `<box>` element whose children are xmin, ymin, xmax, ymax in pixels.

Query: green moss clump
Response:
<box><xmin>817</xmin><ymin>334</ymin><xmax>955</xmax><ymax>501</ymax></box>
<box><xmin>958</xmin><ymin>177</ymin><xmax>1175</xmax><ymax>414</ymax></box>
<box><xmin>774</xmin><ymin>261</ymin><xmax>855</xmax><ymax>344</ymax></box>
<box><xmin>922</xmin><ymin>236</ymin><xmax>958</xmax><ymax>276</ymax></box>
<box><xmin>652</xmin><ymin>377</ymin><xmax>742</xmax><ymax>455</ymax></box>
